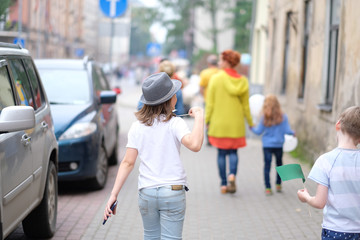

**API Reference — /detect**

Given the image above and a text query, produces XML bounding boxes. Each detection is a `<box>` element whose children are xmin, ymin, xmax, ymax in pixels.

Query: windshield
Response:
<box><xmin>38</xmin><ymin>69</ymin><xmax>91</xmax><ymax>104</ymax></box>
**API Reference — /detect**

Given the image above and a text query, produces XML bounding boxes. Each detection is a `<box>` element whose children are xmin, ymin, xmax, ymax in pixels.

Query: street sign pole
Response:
<box><xmin>99</xmin><ymin>0</ymin><xmax>128</xmax><ymax>74</ymax></box>
<box><xmin>109</xmin><ymin>18</ymin><xmax>114</xmax><ymax>72</ymax></box>
<box><xmin>18</xmin><ymin>0</ymin><xmax>23</xmax><ymax>37</ymax></box>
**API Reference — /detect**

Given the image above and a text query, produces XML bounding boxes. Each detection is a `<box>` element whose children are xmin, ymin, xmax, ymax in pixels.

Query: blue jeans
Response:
<box><xmin>175</xmin><ymin>90</ymin><xmax>184</xmax><ymax>115</ymax></box>
<box><xmin>217</xmin><ymin>149</ymin><xmax>238</xmax><ymax>186</ymax></box>
<box><xmin>322</xmin><ymin>229</ymin><xmax>360</xmax><ymax>240</ymax></box>
<box><xmin>138</xmin><ymin>186</ymin><xmax>186</xmax><ymax>240</ymax></box>
<box><xmin>263</xmin><ymin>147</ymin><xmax>283</xmax><ymax>189</ymax></box>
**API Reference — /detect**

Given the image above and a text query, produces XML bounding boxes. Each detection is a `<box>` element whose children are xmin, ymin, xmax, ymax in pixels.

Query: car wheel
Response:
<box><xmin>22</xmin><ymin>161</ymin><xmax>57</xmax><ymax>238</ymax></box>
<box><xmin>108</xmin><ymin>133</ymin><xmax>119</xmax><ymax>166</ymax></box>
<box><xmin>90</xmin><ymin>145</ymin><xmax>108</xmax><ymax>190</ymax></box>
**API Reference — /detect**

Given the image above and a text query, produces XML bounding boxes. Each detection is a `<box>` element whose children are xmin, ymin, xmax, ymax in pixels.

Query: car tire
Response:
<box><xmin>108</xmin><ymin>134</ymin><xmax>119</xmax><ymax>166</ymax></box>
<box><xmin>22</xmin><ymin>161</ymin><xmax>58</xmax><ymax>238</ymax></box>
<box><xmin>89</xmin><ymin>145</ymin><xmax>108</xmax><ymax>190</ymax></box>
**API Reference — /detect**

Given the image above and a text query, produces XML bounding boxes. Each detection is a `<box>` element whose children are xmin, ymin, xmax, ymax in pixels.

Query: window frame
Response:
<box><xmin>298</xmin><ymin>0</ymin><xmax>312</xmax><ymax>100</ymax></box>
<box><xmin>7</xmin><ymin>56</ymin><xmax>47</xmax><ymax>111</ymax></box>
<box><xmin>318</xmin><ymin>0</ymin><xmax>341</xmax><ymax>112</ymax></box>
<box><xmin>281</xmin><ymin>12</ymin><xmax>292</xmax><ymax>95</ymax></box>
<box><xmin>7</xmin><ymin>57</ymin><xmax>36</xmax><ymax>109</ymax></box>
<box><xmin>22</xmin><ymin>57</ymin><xmax>46</xmax><ymax>111</ymax></box>
<box><xmin>0</xmin><ymin>60</ymin><xmax>16</xmax><ymax>111</ymax></box>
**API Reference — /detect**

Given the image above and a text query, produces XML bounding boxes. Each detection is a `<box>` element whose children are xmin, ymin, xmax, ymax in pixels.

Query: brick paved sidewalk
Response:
<box><xmin>81</xmin><ymin>81</ymin><xmax>323</xmax><ymax>240</ymax></box>
<box><xmin>6</xmin><ymin>81</ymin><xmax>322</xmax><ymax>240</ymax></box>
<box><xmin>82</xmin><ymin>123</ymin><xmax>322</xmax><ymax>239</ymax></box>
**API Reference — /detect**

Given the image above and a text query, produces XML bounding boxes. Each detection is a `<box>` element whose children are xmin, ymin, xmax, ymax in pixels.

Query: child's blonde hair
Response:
<box><xmin>339</xmin><ymin>106</ymin><xmax>360</xmax><ymax>142</ymax></box>
<box><xmin>159</xmin><ymin>60</ymin><xmax>175</xmax><ymax>77</ymax></box>
<box><xmin>262</xmin><ymin>94</ymin><xmax>283</xmax><ymax>127</ymax></box>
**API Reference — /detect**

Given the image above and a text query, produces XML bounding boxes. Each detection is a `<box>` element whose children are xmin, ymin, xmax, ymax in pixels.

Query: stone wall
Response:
<box><xmin>264</xmin><ymin>0</ymin><xmax>360</xmax><ymax>162</ymax></box>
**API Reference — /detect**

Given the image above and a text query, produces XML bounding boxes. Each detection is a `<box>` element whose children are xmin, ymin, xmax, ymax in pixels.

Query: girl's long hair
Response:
<box><xmin>262</xmin><ymin>94</ymin><xmax>283</xmax><ymax>127</ymax></box>
<box><xmin>135</xmin><ymin>98</ymin><xmax>175</xmax><ymax>126</ymax></box>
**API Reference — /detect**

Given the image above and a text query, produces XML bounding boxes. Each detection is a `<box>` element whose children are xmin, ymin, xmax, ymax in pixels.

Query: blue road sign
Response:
<box><xmin>99</xmin><ymin>0</ymin><xmax>127</xmax><ymax>18</ymax></box>
<box><xmin>146</xmin><ymin>43</ymin><xmax>161</xmax><ymax>57</ymax></box>
<box><xmin>13</xmin><ymin>38</ymin><xmax>25</xmax><ymax>47</ymax></box>
<box><xmin>75</xmin><ymin>48</ymin><xmax>85</xmax><ymax>57</ymax></box>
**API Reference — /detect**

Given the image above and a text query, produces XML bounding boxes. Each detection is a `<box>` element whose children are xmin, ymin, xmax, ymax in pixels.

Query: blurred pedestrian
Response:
<box><xmin>104</xmin><ymin>72</ymin><xmax>204</xmax><ymax>239</ymax></box>
<box><xmin>250</xmin><ymin>95</ymin><xmax>295</xmax><ymax>195</ymax></box>
<box><xmin>199</xmin><ymin>54</ymin><xmax>219</xmax><ymax>100</ymax></box>
<box><xmin>137</xmin><ymin>60</ymin><xmax>186</xmax><ymax>116</ymax></box>
<box><xmin>297</xmin><ymin>106</ymin><xmax>360</xmax><ymax>240</ymax></box>
<box><xmin>159</xmin><ymin>60</ymin><xmax>185</xmax><ymax>115</ymax></box>
<box><xmin>205</xmin><ymin>49</ymin><xmax>254</xmax><ymax>194</ymax></box>
<box><xmin>199</xmin><ymin>54</ymin><xmax>219</xmax><ymax>146</ymax></box>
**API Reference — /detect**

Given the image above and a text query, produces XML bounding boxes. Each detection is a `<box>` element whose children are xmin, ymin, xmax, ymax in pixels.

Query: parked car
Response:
<box><xmin>0</xmin><ymin>42</ymin><xmax>58</xmax><ymax>239</ymax></box>
<box><xmin>35</xmin><ymin>57</ymin><xmax>119</xmax><ymax>190</ymax></box>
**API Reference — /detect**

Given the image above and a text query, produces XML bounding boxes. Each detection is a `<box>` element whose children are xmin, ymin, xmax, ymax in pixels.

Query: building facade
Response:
<box><xmin>0</xmin><ymin>0</ymin><xmax>131</xmax><ymax>65</ymax></box>
<box><xmin>264</xmin><ymin>0</ymin><xmax>360</xmax><ymax>161</ymax></box>
<box><xmin>249</xmin><ymin>0</ymin><xmax>268</xmax><ymax>85</ymax></box>
<box><xmin>2</xmin><ymin>0</ymin><xmax>86</xmax><ymax>58</ymax></box>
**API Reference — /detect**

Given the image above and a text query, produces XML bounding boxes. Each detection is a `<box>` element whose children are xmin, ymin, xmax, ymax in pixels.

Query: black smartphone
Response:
<box><xmin>103</xmin><ymin>200</ymin><xmax>118</xmax><ymax>225</ymax></box>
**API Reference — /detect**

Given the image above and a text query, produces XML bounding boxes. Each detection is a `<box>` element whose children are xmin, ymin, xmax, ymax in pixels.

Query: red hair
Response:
<box><xmin>221</xmin><ymin>50</ymin><xmax>240</xmax><ymax>68</ymax></box>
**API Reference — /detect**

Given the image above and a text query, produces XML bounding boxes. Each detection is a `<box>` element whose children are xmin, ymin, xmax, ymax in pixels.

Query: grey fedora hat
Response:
<box><xmin>140</xmin><ymin>72</ymin><xmax>182</xmax><ymax>106</ymax></box>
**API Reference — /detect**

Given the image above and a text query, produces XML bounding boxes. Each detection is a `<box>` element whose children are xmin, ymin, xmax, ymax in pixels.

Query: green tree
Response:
<box><xmin>197</xmin><ymin>0</ymin><xmax>231</xmax><ymax>54</ymax></box>
<box><xmin>157</xmin><ymin>0</ymin><xmax>202</xmax><ymax>59</ymax></box>
<box><xmin>155</xmin><ymin>0</ymin><xmax>253</xmax><ymax>67</ymax></box>
<box><xmin>196</xmin><ymin>0</ymin><xmax>253</xmax><ymax>54</ymax></box>
<box><xmin>229</xmin><ymin>0</ymin><xmax>253</xmax><ymax>53</ymax></box>
<box><xmin>129</xmin><ymin>7</ymin><xmax>161</xmax><ymax>57</ymax></box>
<box><xmin>0</xmin><ymin>0</ymin><xmax>14</xmax><ymax>24</ymax></box>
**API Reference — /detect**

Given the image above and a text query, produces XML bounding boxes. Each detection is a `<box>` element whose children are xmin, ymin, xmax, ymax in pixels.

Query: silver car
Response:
<box><xmin>0</xmin><ymin>43</ymin><xmax>58</xmax><ymax>239</ymax></box>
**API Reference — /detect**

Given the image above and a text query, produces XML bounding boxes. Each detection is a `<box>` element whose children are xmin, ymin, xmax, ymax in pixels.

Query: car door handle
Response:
<box><xmin>41</xmin><ymin>121</ymin><xmax>48</xmax><ymax>131</ymax></box>
<box><xmin>21</xmin><ymin>134</ymin><xmax>31</xmax><ymax>146</ymax></box>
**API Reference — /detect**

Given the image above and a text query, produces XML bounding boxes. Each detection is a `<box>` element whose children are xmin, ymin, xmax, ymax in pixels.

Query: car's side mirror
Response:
<box><xmin>100</xmin><ymin>91</ymin><xmax>117</xmax><ymax>104</ymax></box>
<box><xmin>0</xmin><ymin>106</ymin><xmax>35</xmax><ymax>133</ymax></box>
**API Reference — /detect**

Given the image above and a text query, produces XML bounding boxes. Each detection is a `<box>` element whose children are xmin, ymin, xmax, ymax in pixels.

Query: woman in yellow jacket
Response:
<box><xmin>206</xmin><ymin>50</ymin><xmax>253</xmax><ymax>194</ymax></box>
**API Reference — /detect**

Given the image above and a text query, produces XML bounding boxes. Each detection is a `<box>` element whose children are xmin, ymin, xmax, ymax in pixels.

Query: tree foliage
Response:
<box><xmin>143</xmin><ymin>0</ymin><xmax>253</xmax><ymax>65</ymax></box>
<box><xmin>157</xmin><ymin>0</ymin><xmax>202</xmax><ymax>57</ymax></box>
<box><xmin>229</xmin><ymin>0</ymin><xmax>253</xmax><ymax>53</ymax></box>
<box><xmin>129</xmin><ymin>7</ymin><xmax>161</xmax><ymax>57</ymax></box>
<box><xmin>197</xmin><ymin>0</ymin><xmax>231</xmax><ymax>54</ymax></box>
<box><xmin>0</xmin><ymin>0</ymin><xmax>14</xmax><ymax>21</ymax></box>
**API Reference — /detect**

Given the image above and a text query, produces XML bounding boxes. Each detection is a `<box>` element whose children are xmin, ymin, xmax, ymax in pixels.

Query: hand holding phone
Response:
<box><xmin>103</xmin><ymin>200</ymin><xmax>118</xmax><ymax>225</ymax></box>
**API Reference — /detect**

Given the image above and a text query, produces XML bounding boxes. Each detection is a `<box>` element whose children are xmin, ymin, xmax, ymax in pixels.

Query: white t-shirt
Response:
<box><xmin>308</xmin><ymin>148</ymin><xmax>360</xmax><ymax>233</ymax></box>
<box><xmin>126</xmin><ymin>115</ymin><xmax>191</xmax><ymax>190</ymax></box>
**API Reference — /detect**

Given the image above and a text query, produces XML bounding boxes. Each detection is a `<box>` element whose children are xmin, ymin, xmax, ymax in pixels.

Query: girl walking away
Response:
<box><xmin>297</xmin><ymin>106</ymin><xmax>360</xmax><ymax>240</ymax></box>
<box><xmin>250</xmin><ymin>95</ymin><xmax>295</xmax><ymax>195</ymax></box>
<box><xmin>205</xmin><ymin>49</ymin><xmax>254</xmax><ymax>194</ymax></box>
<box><xmin>104</xmin><ymin>72</ymin><xmax>204</xmax><ymax>239</ymax></box>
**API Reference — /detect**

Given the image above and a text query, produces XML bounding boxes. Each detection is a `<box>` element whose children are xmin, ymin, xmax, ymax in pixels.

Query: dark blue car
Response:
<box><xmin>35</xmin><ymin>57</ymin><xmax>119</xmax><ymax>190</ymax></box>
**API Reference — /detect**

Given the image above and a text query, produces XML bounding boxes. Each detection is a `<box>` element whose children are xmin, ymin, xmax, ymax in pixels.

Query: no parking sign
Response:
<box><xmin>99</xmin><ymin>0</ymin><xmax>127</xmax><ymax>18</ymax></box>
<box><xmin>13</xmin><ymin>38</ymin><xmax>25</xmax><ymax>47</ymax></box>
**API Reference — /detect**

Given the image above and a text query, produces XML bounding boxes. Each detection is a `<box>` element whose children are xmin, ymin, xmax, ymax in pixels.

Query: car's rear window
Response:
<box><xmin>38</xmin><ymin>69</ymin><xmax>91</xmax><ymax>104</ymax></box>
